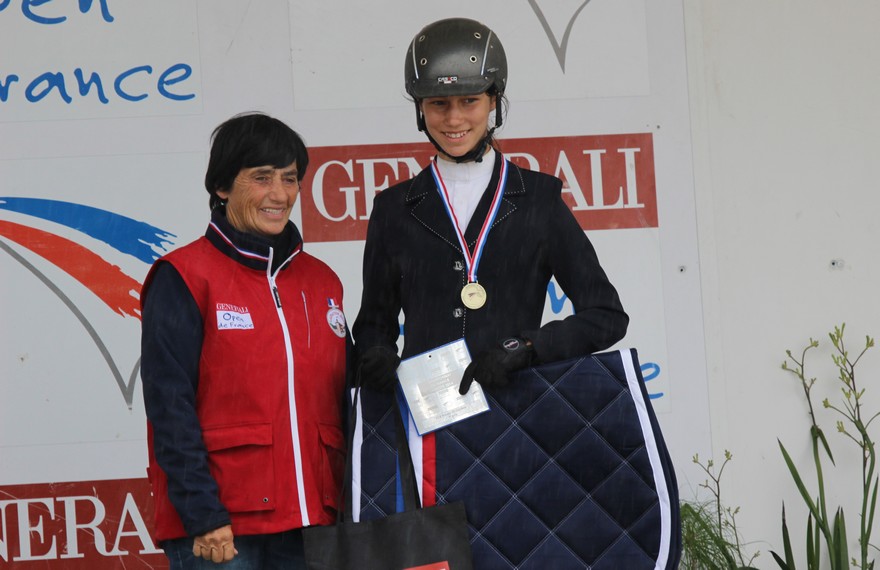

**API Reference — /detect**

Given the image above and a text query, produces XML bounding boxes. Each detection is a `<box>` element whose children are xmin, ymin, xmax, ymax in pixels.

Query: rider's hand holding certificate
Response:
<box><xmin>396</xmin><ymin>339</ymin><xmax>490</xmax><ymax>434</ymax></box>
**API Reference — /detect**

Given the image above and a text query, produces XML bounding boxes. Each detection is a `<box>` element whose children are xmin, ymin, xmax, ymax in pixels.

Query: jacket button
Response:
<box><xmin>263</xmin><ymin>497</ymin><xmax>269</xmax><ymax>503</ymax></box>
<box><xmin>452</xmin><ymin>308</ymin><xmax>464</xmax><ymax>318</ymax></box>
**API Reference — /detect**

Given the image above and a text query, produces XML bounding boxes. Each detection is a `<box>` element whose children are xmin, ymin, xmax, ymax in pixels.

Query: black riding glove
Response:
<box><xmin>357</xmin><ymin>346</ymin><xmax>400</xmax><ymax>393</ymax></box>
<box><xmin>459</xmin><ymin>337</ymin><xmax>535</xmax><ymax>395</ymax></box>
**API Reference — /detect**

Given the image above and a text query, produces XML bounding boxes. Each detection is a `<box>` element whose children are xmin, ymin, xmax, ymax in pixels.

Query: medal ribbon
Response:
<box><xmin>430</xmin><ymin>156</ymin><xmax>508</xmax><ymax>284</ymax></box>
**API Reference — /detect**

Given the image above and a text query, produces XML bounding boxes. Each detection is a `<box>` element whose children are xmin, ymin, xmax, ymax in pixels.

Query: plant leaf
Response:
<box><xmin>771</xmin><ymin>551</ymin><xmax>793</xmax><ymax>570</ymax></box>
<box><xmin>806</xmin><ymin>514</ymin><xmax>816</xmax><ymax>570</ymax></box>
<box><xmin>831</xmin><ymin>508</ymin><xmax>848</xmax><ymax>570</ymax></box>
<box><xmin>779</xmin><ymin>441</ymin><xmax>824</xmax><ymax>526</ymax></box>
<box><xmin>810</xmin><ymin>512</ymin><xmax>822</xmax><ymax>570</ymax></box>
<box><xmin>867</xmin><ymin>476</ymin><xmax>879</xmax><ymax>542</ymax></box>
<box><xmin>816</xmin><ymin>427</ymin><xmax>836</xmax><ymax>465</ymax></box>
<box><xmin>778</xmin><ymin>503</ymin><xmax>797</xmax><ymax>569</ymax></box>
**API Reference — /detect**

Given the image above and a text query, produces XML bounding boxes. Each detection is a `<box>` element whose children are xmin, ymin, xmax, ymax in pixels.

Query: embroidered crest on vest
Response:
<box><xmin>326</xmin><ymin>298</ymin><xmax>346</xmax><ymax>338</ymax></box>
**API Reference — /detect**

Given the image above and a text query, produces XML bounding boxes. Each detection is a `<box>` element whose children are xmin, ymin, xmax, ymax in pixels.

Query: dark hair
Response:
<box><xmin>204</xmin><ymin>112</ymin><xmax>309</xmax><ymax>210</ymax></box>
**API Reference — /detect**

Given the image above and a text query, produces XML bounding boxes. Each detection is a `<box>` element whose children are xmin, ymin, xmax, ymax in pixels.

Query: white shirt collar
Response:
<box><xmin>435</xmin><ymin>148</ymin><xmax>496</xmax><ymax>182</ymax></box>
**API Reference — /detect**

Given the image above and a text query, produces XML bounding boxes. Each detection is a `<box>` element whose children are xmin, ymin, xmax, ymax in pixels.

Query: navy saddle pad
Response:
<box><xmin>351</xmin><ymin>348</ymin><xmax>681</xmax><ymax>569</ymax></box>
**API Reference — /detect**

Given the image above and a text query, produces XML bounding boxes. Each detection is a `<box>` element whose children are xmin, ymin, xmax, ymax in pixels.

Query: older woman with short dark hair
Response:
<box><xmin>141</xmin><ymin>112</ymin><xmax>349</xmax><ymax>569</ymax></box>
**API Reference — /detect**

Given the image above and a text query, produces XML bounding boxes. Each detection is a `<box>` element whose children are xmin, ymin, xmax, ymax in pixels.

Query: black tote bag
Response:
<box><xmin>303</xmin><ymin>380</ymin><xmax>474</xmax><ymax>570</ymax></box>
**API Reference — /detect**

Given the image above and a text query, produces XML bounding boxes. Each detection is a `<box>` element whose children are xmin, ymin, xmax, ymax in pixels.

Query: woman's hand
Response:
<box><xmin>192</xmin><ymin>524</ymin><xmax>237</xmax><ymax>563</ymax></box>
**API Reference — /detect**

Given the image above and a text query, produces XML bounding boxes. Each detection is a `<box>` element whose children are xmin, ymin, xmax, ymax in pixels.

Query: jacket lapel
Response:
<box><xmin>463</xmin><ymin>152</ymin><xmax>522</xmax><ymax>249</ymax></box>
<box><xmin>407</xmin><ymin>152</ymin><xmax>525</xmax><ymax>255</ymax></box>
<box><xmin>407</xmin><ymin>168</ymin><xmax>464</xmax><ymax>254</ymax></box>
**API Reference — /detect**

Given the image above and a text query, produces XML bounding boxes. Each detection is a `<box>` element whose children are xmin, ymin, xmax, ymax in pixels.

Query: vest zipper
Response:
<box><xmin>268</xmin><ymin>247</ymin><xmax>310</xmax><ymax>526</ymax></box>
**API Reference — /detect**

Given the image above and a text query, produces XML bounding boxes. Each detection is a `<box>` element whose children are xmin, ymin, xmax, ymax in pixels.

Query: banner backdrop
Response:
<box><xmin>0</xmin><ymin>1</ymin><xmax>706</xmax><ymax>566</ymax></box>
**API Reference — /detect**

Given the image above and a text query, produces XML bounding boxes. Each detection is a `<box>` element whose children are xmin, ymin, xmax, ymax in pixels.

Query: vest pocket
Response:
<box><xmin>202</xmin><ymin>422</ymin><xmax>276</xmax><ymax>513</ymax></box>
<box><xmin>318</xmin><ymin>422</ymin><xmax>345</xmax><ymax>511</ymax></box>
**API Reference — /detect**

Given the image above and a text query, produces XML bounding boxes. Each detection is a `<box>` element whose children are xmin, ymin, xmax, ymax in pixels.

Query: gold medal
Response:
<box><xmin>432</xmin><ymin>157</ymin><xmax>507</xmax><ymax>313</ymax></box>
<box><xmin>461</xmin><ymin>282</ymin><xmax>487</xmax><ymax>310</ymax></box>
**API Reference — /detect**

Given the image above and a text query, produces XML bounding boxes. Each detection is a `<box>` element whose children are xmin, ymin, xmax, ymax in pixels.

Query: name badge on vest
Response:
<box><xmin>216</xmin><ymin>303</ymin><xmax>255</xmax><ymax>330</ymax></box>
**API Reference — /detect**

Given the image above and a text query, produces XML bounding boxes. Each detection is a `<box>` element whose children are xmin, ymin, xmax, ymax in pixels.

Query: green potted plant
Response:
<box><xmin>680</xmin><ymin>451</ymin><xmax>760</xmax><ymax>569</ymax></box>
<box><xmin>772</xmin><ymin>324</ymin><xmax>877</xmax><ymax>570</ymax></box>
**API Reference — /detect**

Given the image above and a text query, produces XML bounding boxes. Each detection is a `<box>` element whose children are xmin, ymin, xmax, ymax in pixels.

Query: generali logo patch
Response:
<box><xmin>301</xmin><ymin>134</ymin><xmax>658</xmax><ymax>243</ymax></box>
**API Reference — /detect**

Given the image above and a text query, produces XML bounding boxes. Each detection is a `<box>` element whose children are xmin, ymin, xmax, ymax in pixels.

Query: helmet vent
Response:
<box><xmin>404</xmin><ymin>18</ymin><xmax>507</xmax><ymax>100</ymax></box>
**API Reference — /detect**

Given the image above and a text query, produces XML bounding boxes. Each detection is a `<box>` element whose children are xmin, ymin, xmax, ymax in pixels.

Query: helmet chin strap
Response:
<box><xmin>416</xmin><ymin>102</ymin><xmax>503</xmax><ymax>164</ymax></box>
<box><xmin>426</xmin><ymin>128</ymin><xmax>495</xmax><ymax>163</ymax></box>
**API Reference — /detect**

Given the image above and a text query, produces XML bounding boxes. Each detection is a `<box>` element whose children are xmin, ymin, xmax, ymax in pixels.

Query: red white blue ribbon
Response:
<box><xmin>429</xmin><ymin>156</ymin><xmax>508</xmax><ymax>284</ymax></box>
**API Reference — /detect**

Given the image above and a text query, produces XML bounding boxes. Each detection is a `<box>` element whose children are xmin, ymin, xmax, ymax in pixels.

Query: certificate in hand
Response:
<box><xmin>396</xmin><ymin>339</ymin><xmax>490</xmax><ymax>435</ymax></box>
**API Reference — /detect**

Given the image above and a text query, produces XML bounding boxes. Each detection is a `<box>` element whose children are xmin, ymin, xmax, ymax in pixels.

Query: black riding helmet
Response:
<box><xmin>404</xmin><ymin>18</ymin><xmax>508</xmax><ymax>163</ymax></box>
